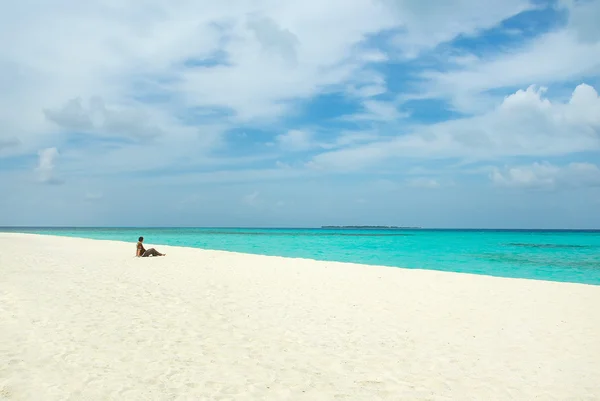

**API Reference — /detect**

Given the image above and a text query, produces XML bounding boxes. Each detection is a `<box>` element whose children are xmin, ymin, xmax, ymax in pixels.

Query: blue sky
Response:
<box><xmin>1</xmin><ymin>0</ymin><xmax>599</xmax><ymax>228</ymax></box>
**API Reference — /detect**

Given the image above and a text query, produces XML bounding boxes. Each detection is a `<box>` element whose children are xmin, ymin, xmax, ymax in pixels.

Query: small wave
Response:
<box><xmin>474</xmin><ymin>253</ymin><xmax>600</xmax><ymax>269</ymax></box>
<box><xmin>505</xmin><ymin>243</ymin><xmax>593</xmax><ymax>249</ymax></box>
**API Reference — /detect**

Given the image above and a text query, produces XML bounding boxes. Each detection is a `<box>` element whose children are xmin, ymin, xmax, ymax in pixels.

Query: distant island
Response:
<box><xmin>321</xmin><ymin>225</ymin><xmax>422</xmax><ymax>229</ymax></box>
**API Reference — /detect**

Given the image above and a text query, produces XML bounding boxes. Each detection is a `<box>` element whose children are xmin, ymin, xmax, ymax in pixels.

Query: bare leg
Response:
<box><xmin>142</xmin><ymin>248</ymin><xmax>165</xmax><ymax>257</ymax></box>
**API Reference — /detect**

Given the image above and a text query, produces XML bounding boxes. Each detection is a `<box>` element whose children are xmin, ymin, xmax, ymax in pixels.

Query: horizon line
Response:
<box><xmin>1</xmin><ymin>226</ymin><xmax>599</xmax><ymax>231</ymax></box>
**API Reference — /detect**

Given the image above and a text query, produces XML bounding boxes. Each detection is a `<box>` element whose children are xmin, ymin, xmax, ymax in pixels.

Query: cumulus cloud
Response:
<box><xmin>35</xmin><ymin>147</ymin><xmax>63</xmax><ymax>185</ymax></box>
<box><xmin>422</xmin><ymin>31</ymin><xmax>600</xmax><ymax>103</ymax></box>
<box><xmin>44</xmin><ymin>97</ymin><xmax>163</xmax><ymax>140</ymax></box>
<box><xmin>0</xmin><ymin>0</ymin><xmax>392</xmax><ymax>166</ymax></box>
<box><xmin>416</xmin><ymin>0</ymin><xmax>600</xmax><ymax>112</ymax></box>
<box><xmin>0</xmin><ymin>0</ymin><xmax>537</xmax><ymax>152</ymax></box>
<box><xmin>2</xmin><ymin>0</ymin><xmax>600</xmax><ymax>229</ymax></box>
<box><xmin>310</xmin><ymin>83</ymin><xmax>600</xmax><ymax>171</ymax></box>
<box><xmin>490</xmin><ymin>162</ymin><xmax>600</xmax><ymax>189</ymax></box>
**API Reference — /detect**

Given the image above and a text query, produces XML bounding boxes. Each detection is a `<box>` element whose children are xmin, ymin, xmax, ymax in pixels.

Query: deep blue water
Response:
<box><xmin>2</xmin><ymin>227</ymin><xmax>599</xmax><ymax>285</ymax></box>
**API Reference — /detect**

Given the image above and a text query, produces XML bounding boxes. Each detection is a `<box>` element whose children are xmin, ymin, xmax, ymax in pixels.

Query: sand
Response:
<box><xmin>1</xmin><ymin>233</ymin><xmax>599</xmax><ymax>401</ymax></box>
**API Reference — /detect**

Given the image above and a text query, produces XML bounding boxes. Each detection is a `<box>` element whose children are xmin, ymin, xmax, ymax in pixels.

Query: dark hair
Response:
<box><xmin>138</xmin><ymin>236</ymin><xmax>144</xmax><ymax>242</ymax></box>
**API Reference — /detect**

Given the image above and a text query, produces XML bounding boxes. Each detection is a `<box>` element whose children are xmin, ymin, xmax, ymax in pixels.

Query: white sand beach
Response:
<box><xmin>1</xmin><ymin>233</ymin><xmax>599</xmax><ymax>401</ymax></box>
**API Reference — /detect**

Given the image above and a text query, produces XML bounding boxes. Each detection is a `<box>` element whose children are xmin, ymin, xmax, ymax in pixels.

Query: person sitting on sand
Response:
<box><xmin>136</xmin><ymin>236</ymin><xmax>166</xmax><ymax>257</ymax></box>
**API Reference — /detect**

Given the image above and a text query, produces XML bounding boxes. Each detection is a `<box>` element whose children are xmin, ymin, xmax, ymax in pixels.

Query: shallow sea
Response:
<box><xmin>2</xmin><ymin>227</ymin><xmax>599</xmax><ymax>285</ymax></box>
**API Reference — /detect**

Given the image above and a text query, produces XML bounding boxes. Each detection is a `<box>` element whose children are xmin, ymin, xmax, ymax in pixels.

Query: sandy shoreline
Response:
<box><xmin>1</xmin><ymin>233</ymin><xmax>599</xmax><ymax>400</ymax></box>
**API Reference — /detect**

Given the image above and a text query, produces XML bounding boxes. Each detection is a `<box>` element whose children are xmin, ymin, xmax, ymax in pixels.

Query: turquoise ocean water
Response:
<box><xmin>2</xmin><ymin>227</ymin><xmax>599</xmax><ymax>285</ymax></box>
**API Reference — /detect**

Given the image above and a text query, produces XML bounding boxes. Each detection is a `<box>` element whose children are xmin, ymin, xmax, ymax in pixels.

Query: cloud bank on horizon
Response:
<box><xmin>1</xmin><ymin>0</ymin><xmax>599</xmax><ymax>228</ymax></box>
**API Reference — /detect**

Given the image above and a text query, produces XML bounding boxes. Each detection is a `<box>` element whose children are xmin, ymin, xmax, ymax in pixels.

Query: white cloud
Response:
<box><xmin>246</xmin><ymin>15</ymin><xmax>300</xmax><ymax>66</ymax></box>
<box><xmin>422</xmin><ymin>31</ymin><xmax>600</xmax><ymax>107</ymax></box>
<box><xmin>417</xmin><ymin>0</ymin><xmax>600</xmax><ymax>112</ymax></box>
<box><xmin>385</xmin><ymin>0</ymin><xmax>535</xmax><ymax>57</ymax></box>
<box><xmin>3</xmin><ymin>0</ymin><xmax>600</xmax><ymax>230</ymax></box>
<box><xmin>159</xmin><ymin>1</ymin><xmax>401</xmax><ymax>124</ymax></box>
<box><xmin>275</xmin><ymin>130</ymin><xmax>314</xmax><ymax>151</ymax></box>
<box><xmin>35</xmin><ymin>147</ymin><xmax>62</xmax><ymax>185</ymax></box>
<box><xmin>310</xmin><ymin>83</ymin><xmax>600</xmax><ymax>171</ymax></box>
<box><xmin>491</xmin><ymin>162</ymin><xmax>600</xmax><ymax>189</ymax></box>
<box><xmin>308</xmin><ymin>144</ymin><xmax>387</xmax><ymax>172</ymax></box>
<box><xmin>274</xmin><ymin>128</ymin><xmax>384</xmax><ymax>154</ymax></box>
<box><xmin>344</xmin><ymin>99</ymin><xmax>408</xmax><ymax>122</ymax></box>
<box><xmin>567</xmin><ymin>0</ymin><xmax>600</xmax><ymax>44</ymax></box>
<box><xmin>345</xmin><ymin>70</ymin><xmax>388</xmax><ymax>98</ymax></box>
<box><xmin>0</xmin><ymin>0</ymin><xmax>538</xmax><ymax>157</ymax></box>
<box><xmin>358</xmin><ymin>50</ymin><xmax>388</xmax><ymax>63</ymax></box>
<box><xmin>44</xmin><ymin>97</ymin><xmax>164</xmax><ymax>140</ymax></box>
<box><xmin>0</xmin><ymin>1</ymin><xmax>385</xmax><ymax>157</ymax></box>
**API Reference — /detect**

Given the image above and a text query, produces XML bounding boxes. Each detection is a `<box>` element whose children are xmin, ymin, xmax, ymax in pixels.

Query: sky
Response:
<box><xmin>1</xmin><ymin>0</ymin><xmax>599</xmax><ymax>228</ymax></box>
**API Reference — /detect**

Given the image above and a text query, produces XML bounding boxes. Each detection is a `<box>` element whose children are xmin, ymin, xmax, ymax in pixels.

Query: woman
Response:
<box><xmin>136</xmin><ymin>236</ymin><xmax>166</xmax><ymax>257</ymax></box>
